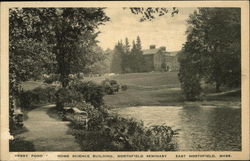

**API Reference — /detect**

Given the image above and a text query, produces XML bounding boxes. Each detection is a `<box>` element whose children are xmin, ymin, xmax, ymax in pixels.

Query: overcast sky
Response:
<box><xmin>97</xmin><ymin>7</ymin><xmax>197</xmax><ymax>52</ymax></box>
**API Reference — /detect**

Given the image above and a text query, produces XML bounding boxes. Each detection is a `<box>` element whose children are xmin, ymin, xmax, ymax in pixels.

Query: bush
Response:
<box><xmin>102</xmin><ymin>79</ymin><xmax>120</xmax><ymax>95</ymax></box>
<box><xmin>55</xmin><ymin>87</ymin><xmax>83</xmax><ymax>109</ymax></box>
<box><xmin>43</xmin><ymin>74</ymin><xmax>59</xmax><ymax>84</ymax></box>
<box><xmin>19</xmin><ymin>85</ymin><xmax>57</xmax><ymax>109</ymax></box>
<box><xmin>121</xmin><ymin>85</ymin><xmax>128</xmax><ymax>91</ymax></box>
<box><xmin>70</xmin><ymin>80</ymin><xmax>105</xmax><ymax>108</ymax></box>
<box><xmin>69</xmin><ymin>103</ymin><xmax>177</xmax><ymax>151</ymax></box>
<box><xmin>65</xmin><ymin>102</ymin><xmax>109</xmax><ymax>130</ymax></box>
<box><xmin>9</xmin><ymin>138</ymin><xmax>35</xmax><ymax>151</ymax></box>
<box><xmin>56</xmin><ymin>80</ymin><xmax>105</xmax><ymax>109</ymax></box>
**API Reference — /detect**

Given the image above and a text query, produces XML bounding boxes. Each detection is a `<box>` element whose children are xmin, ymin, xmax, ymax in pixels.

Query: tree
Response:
<box><xmin>178</xmin><ymin>51</ymin><xmax>202</xmax><ymax>101</ymax></box>
<box><xmin>129</xmin><ymin>36</ymin><xmax>144</xmax><ymax>72</ymax></box>
<box><xmin>122</xmin><ymin>38</ymin><xmax>132</xmax><ymax>73</ymax></box>
<box><xmin>10</xmin><ymin>8</ymin><xmax>109</xmax><ymax>87</ymax></box>
<box><xmin>129</xmin><ymin>7</ymin><xmax>179</xmax><ymax>21</ymax></box>
<box><xmin>135</xmin><ymin>36</ymin><xmax>145</xmax><ymax>72</ymax></box>
<box><xmin>179</xmin><ymin>8</ymin><xmax>241</xmax><ymax>100</ymax></box>
<box><xmin>129</xmin><ymin>40</ymin><xmax>137</xmax><ymax>72</ymax></box>
<box><xmin>110</xmin><ymin>41</ymin><xmax>124</xmax><ymax>73</ymax></box>
<box><xmin>136</xmin><ymin>36</ymin><xmax>142</xmax><ymax>50</ymax></box>
<box><xmin>9</xmin><ymin>8</ymin><xmax>109</xmax><ymax>132</ymax></box>
<box><xmin>124</xmin><ymin>37</ymin><xmax>130</xmax><ymax>53</ymax></box>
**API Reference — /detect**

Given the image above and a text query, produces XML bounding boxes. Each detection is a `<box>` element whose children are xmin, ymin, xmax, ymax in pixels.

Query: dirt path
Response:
<box><xmin>18</xmin><ymin>104</ymin><xmax>81</xmax><ymax>151</ymax></box>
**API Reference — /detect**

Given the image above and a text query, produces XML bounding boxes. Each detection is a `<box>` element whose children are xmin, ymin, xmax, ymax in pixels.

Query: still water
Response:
<box><xmin>112</xmin><ymin>105</ymin><xmax>241</xmax><ymax>151</ymax></box>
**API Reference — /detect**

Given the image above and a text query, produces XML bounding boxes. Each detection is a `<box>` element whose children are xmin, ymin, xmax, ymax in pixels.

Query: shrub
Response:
<box><xmin>9</xmin><ymin>138</ymin><xmax>35</xmax><ymax>151</ymax></box>
<box><xmin>121</xmin><ymin>85</ymin><xmax>128</xmax><ymax>91</ymax></box>
<box><xmin>55</xmin><ymin>87</ymin><xmax>83</xmax><ymax>109</ymax></box>
<box><xmin>66</xmin><ymin>102</ymin><xmax>109</xmax><ymax>130</ymax></box>
<box><xmin>102</xmin><ymin>79</ymin><xmax>120</xmax><ymax>95</ymax></box>
<box><xmin>69</xmin><ymin>104</ymin><xmax>177</xmax><ymax>151</ymax></box>
<box><xmin>19</xmin><ymin>85</ymin><xmax>57</xmax><ymax>109</ymax></box>
<box><xmin>56</xmin><ymin>80</ymin><xmax>105</xmax><ymax>109</ymax></box>
<box><xmin>70</xmin><ymin>80</ymin><xmax>105</xmax><ymax>108</ymax></box>
<box><xmin>44</xmin><ymin>74</ymin><xmax>59</xmax><ymax>84</ymax></box>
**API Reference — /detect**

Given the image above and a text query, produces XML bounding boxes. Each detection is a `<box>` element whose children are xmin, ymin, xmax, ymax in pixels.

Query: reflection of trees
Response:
<box><xmin>178</xmin><ymin>106</ymin><xmax>241</xmax><ymax>151</ymax></box>
<box><xmin>205</xmin><ymin>108</ymin><xmax>241</xmax><ymax>151</ymax></box>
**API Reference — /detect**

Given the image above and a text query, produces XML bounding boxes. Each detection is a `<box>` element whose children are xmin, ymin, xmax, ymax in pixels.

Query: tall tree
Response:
<box><xmin>9</xmin><ymin>8</ymin><xmax>109</xmax><ymax>132</ymax></box>
<box><xmin>10</xmin><ymin>8</ymin><xmax>109</xmax><ymax>87</ymax></box>
<box><xmin>136</xmin><ymin>36</ymin><xmax>142</xmax><ymax>50</ymax></box>
<box><xmin>124</xmin><ymin>37</ymin><xmax>130</xmax><ymax>53</ymax></box>
<box><xmin>179</xmin><ymin>8</ymin><xmax>241</xmax><ymax>100</ymax></box>
<box><xmin>122</xmin><ymin>38</ymin><xmax>132</xmax><ymax>73</ymax></box>
<box><xmin>110</xmin><ymin>41</ymin><xmax>124</xmax><ymax>73</ymax></box>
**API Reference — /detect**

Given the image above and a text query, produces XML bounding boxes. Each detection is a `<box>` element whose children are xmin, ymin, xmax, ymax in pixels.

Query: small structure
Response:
<box><xmin>63</xmin><ymin>106</ymin><xmax>88</xmax><ymax>129</ymax></box>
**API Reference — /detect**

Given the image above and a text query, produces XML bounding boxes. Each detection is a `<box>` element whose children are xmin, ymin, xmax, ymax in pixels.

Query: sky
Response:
<box><xmin>97</xmin><ymin>7</ymin><xmax>197</xmax><ymax>52</ymax></box>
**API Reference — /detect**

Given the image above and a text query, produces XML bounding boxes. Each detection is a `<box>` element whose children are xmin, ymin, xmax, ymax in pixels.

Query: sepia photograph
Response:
<box><xmin>0</xmin><ymin>1</ymin><xmax>249</xmax><ymax>160</ymax></box>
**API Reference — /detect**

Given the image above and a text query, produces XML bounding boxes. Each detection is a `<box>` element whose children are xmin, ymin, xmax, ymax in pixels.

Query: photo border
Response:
<box><xmin>1</xmin><ymin>1</ymin><xmax>249</xmax><ymax>160</ymax></box>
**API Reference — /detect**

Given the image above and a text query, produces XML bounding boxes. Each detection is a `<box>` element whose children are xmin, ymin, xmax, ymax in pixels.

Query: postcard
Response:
<box><xmin>0</xmin><ymin>1</ymin><xmax>249</xmax><ymax>160</ymax></box>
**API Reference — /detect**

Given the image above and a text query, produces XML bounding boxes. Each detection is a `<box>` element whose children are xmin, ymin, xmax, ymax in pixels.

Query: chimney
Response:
<box><xmin>150</xmin><ymin>45</ymin><xmax>156</xmax><ymax>49</ymax></box>
<box><xmin>160</xmin><ymin>46</ymin><xmax>166</xmax><ymax>51</ymax></box>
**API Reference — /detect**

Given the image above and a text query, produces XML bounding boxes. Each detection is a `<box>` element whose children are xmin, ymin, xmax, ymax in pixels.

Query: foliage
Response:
<box><xmin>102</xmin><ymin>79</ymin><xmax>120</xmax><ymax>95</ymax></box>
<box><xmin>178</xmin><ymin>57</ymin><xmax>202</xmax><ymax>101</ymax></box>
<box><xmin>121</xmin><ymin>85</ymin><xmax>128</xmax><ymax>91</ymax></box>
<box><xmin>110</xmin><ymin>36</ymin><xmax>145</xmax><ymax>73</ymax></box>
<box><xmin>179</xmin><ymin>8</ymin><xmax>241</xmax><ymax>100</ymax></box>
<box><xmin>130</xmin><ymin>36</ymin><xmax>145</xmax><ymax>72</ymax></box>
<box><xmin>69</xmin><ymin>103</ymin><xmax>177</xmax><ymax>151</ymax></box>
<box><xmin>110</xmin><ymin>41</ymin><xmax>124</xmax><ymax>73</ymax></box>
<box><xmin>56</xmin><ymin>80</ymin><xmax>104</xmax><ymax>109</ymax></box>
<box><xmin>9</xmin><ymin>8</ymin><xmax>109</xmax><ymax>133</ymax></box>
<box><xmin>88</xmin><ymin>47</ymin><xmax>112</xmax><ymax>75</ymax></box>
<box><xmin>19</xmin><ymin>85</ymin><xmax>57</xmax><ymax>109</ymax></box>
<box><xmin>9</xmin><ymin>138</ymin><xmax>35</xmax><ymax>151</ymax></box>
<box><xmin>128</xmin><ymin>7</ymin><xmax>179</xmax><ymax>21</ymax></box>
<box><xmin>69</xmin><ymin>80</ymin><xmax>105</xmax><ymax>107</ymax></box>
<box><xmin>55</xmin><ymin>87</ymin><xmax>82</xmax><ymax>109</ymax></box>
<box><xmin>43</xmin><ymin>74</ymin><xmax>60</xmax><ymax>84</ymax></box>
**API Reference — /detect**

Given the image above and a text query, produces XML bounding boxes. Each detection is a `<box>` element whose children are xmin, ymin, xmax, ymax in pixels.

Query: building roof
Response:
<box><xmin>142</xmin><ymin>48</ymin><xmax>181</xmax><ymax>56</ymax></box>
<box><xmin>165</xmin><ymin>51</ymin><xmax>180</xmax><ymax>57</ymax></box>
<box><xmin>142</xmin><ymin>48</ymin><xmax>169</xmax><ymax>55</ymax></box>
<box><xmin>142</xmin><ymin>48</ymin><xmax>161</xmax><ymax>55</ymax></box>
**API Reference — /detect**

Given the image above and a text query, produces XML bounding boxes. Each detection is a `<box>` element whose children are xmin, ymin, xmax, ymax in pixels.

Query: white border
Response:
<box><xmin>1</xmin><ymin>1</ymin><xmax>249</xmax><ymax>160</ymax></box>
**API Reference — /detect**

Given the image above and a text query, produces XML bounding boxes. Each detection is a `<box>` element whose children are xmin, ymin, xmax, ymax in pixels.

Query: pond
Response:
<box><xmin>112</xmin><ymin>105</ymin><xmax>241</xmax><ymax>151</ymax></box>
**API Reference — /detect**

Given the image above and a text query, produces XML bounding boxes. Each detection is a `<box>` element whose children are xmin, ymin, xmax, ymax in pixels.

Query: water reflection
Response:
<box><xmin>113</xmin><ymin>105</ymin><xmax>241</xmax><ymax>151</ymax></box>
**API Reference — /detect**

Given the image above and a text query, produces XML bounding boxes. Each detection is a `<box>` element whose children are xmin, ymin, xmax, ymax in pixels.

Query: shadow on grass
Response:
<box><xmin>204</xmin><ymin>89</ymin><xmax>241</xmax><ymax>101</ymax></box>
<box><xmin>9</xmin><ymin>138</ymin><xmax>35</xmax><ymax>151</ymax></box>
<box><xmin>22</xmin><ymin>104</ymin><xmax>51</xmax><ymax>121</ymax></box>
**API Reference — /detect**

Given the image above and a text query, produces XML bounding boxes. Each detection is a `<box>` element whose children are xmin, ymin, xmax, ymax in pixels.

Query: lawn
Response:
<box><xmin>86</xmin><ymin>72</ymin><xmax>241</xmax><ymax>108</ymax></box>
<box><xmin>86</xmin><ymin>72</ymin><xmax>185</xmax><ymax>107</ymax></box>
<box><xmin>21</xmin><ymin>71</ymin><xmax>241</xmax><ymax>108</ymax></box>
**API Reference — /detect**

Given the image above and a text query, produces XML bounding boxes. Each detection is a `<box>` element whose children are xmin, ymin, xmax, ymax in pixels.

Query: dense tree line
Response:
<box><xmin>178</xmin><ymin>8</ymin><xmax>241</xmax><ymax>100</ymax></box>
<box><xmin>110</xmin><ymin>36</ymin><xmax>145</xmax><ymax>73</ymax></box>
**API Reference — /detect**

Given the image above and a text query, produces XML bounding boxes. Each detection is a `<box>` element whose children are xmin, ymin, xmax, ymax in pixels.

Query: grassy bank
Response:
<box><xmin>86</xmin><ymin>72</ymin><xmax>184</xmax><ymax>107</ymax></box>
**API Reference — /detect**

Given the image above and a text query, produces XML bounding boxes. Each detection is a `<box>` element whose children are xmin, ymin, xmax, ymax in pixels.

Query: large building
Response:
<box><xmin>142</xmin><ymin>45</ymin><xmax>180</xmax><ymax>72</ymax></box>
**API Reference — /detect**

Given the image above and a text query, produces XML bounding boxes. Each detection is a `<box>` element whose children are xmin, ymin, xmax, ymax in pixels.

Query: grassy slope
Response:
<box><xmin>87</xmin><ymin>72</ymin><xmax>184</xmax><ymax>107</ymax></box>
<box><xmin>87</xmin><ymin>72</ymin><xmax>241</xmax><ymax>108</ymax></box>
<box><xmin>21</xmin><ymin>72</ymin><xmax>241</xmax><ymax>108</ymax></box>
